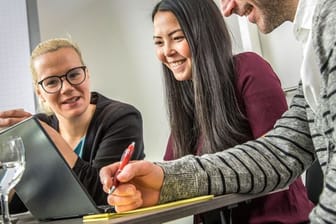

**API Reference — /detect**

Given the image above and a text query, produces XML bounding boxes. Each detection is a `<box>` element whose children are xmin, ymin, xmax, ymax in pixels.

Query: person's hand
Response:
<box><xmin>0</xmin><ymin>109</ymin><xmax>32</xmax><ymax>128</ymax></box>
<box><xmin>100</xmin><ymin>161</ymin><xmax>164</xmax><ymax>212</ymax></box>
<box><xmin>220</xmin><ymin>0</ymin><xmax>236</xmax><ymax>17</ymax></box>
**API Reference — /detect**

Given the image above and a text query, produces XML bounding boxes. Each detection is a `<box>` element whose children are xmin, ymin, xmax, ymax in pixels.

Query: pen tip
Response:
<box><xmin>108</xmin><ymin>186</ymin><xmax>116</xmax><ymax>195</ymax></box>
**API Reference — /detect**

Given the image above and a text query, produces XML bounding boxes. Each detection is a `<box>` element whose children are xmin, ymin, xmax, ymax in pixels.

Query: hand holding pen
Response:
<box><xmin>100</xmin><ymin>153</ymin><xmax>164</xmax><ymax>212</ymax></box>
<box><xmin>108</xmin><ymin>142</ymin><xmax>135</xmax><ymax>194</ymax></box>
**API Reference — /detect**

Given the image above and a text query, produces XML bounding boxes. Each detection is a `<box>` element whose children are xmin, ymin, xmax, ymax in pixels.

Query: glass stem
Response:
<box><xmin>1</xmin><ymin>193</ymin><xmax>11</xmax><ymax>223</ymax></box>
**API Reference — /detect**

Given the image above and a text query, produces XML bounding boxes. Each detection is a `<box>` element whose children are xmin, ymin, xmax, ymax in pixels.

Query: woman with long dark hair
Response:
<box><xmin>151</xmin><ymin>0</ymin><xmax>313</xmax><ymax>223</ymax></box>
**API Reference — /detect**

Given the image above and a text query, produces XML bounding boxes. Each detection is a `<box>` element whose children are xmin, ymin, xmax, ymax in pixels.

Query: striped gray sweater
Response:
<box><xmin>157</xmin><ymin>0</ymin><xmax>336</xmax><ymax>223</ymax></box>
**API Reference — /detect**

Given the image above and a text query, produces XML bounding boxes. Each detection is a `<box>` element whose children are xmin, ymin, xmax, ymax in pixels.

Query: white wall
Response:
<box><xmin>0</xmin><ymin>1</ymin><xmax>35</xmax><ymax>113</ymax></box>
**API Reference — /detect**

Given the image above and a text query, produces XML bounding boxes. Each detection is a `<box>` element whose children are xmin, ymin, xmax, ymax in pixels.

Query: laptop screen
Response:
<box><xmin>0</xmin><ymin>117</ymin><xmax>101</xmax><ymax>220</ymax></box>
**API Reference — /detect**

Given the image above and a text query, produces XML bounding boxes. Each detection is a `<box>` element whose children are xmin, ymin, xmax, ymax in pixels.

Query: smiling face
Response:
<box><xmin>220</xmin><ymin>0</ymin><xmax>297</xmax><ymax>34</ymax></box>
<box><xmin>153</xmin><ymin>11</ymin><xmax>192</xmax><ymax>81</ymax></box>
<box><xmin>34</xmin><ymin>47</ymin><xmax>91</xmax><ymax>120</ymax></box>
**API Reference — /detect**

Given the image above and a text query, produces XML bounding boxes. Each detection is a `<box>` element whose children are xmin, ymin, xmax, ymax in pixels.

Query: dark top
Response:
<box><xmin>164</xmin><ymin>52</ymin><xmax>313</xmax><ymax>223</ymax></box>
<box><xmin>11</xmin><ymin>92</ymin><xmax>145</xmax><ymax>212</ymax></box>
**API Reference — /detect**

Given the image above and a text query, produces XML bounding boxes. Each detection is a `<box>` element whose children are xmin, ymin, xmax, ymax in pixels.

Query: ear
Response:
<box><xmin>86</xmin><ymin>68</ymin><xmax>90</xmax><ymax>79</ymax></box>
<box><xmin>35</xmin><ymin>86</ymin><xmax>46</xmax><ymax>102</ymax></box>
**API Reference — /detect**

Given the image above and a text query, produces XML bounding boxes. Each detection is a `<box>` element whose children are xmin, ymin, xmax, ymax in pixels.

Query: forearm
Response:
<box><xmin>157</xmin><ymin>87</ymin><xmax>315</xmax><ymax>203</ymax></box>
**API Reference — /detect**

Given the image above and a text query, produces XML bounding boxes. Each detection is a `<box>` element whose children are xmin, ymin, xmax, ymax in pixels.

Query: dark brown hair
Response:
<box><xmin>152</xmin><ymin>0</ymin><xmax>251</xmax><ymax>158</ymax></box>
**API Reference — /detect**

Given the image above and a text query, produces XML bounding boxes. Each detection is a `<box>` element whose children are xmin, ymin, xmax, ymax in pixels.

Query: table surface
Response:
<box><xmin>13</xmin><ymin>190</ymin><xmax>284</xmax><ymax>224</ymax></box>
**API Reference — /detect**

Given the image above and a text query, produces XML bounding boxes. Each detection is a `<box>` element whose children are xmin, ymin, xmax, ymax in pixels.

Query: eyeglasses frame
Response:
<box><xmin>37</xmin><ymin>65</ymin><xmax>87</xmax><ymax>94</ymax></box>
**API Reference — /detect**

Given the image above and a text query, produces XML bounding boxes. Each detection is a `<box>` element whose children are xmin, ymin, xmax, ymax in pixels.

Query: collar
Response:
<box><xmin>293</xmin><ymin>0</ymin><xmax>318</xmax><ymax>43</ymax></box>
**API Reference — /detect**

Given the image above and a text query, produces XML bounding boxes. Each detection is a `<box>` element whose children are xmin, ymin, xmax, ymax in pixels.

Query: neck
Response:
<box><xmin>57</xmin><ymin>104</ymin><xmax>96</xmax><ymax>148</ymax></box>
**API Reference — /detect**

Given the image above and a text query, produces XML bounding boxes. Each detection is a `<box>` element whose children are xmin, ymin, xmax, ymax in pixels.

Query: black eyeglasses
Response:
<box><xmin>37</xmin><ymin>66</ymin><xmax>87</xmax><ymax>94</ymax></box>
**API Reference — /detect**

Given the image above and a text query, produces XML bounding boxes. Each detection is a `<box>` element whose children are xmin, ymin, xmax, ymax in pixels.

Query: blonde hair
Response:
<box><xmin>30</xmin><ymin>38</ymin><xmax>85</xmax><ymax>83</ymax></box>
<box><xmin>30</xmin><ymin>38</ymin><xmax>85</xmax><ymax>113</ymax></box>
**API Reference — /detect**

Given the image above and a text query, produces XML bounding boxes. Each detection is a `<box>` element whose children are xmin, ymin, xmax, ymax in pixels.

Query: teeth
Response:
<box><xmin>65</xmin><ymin>97</ymin><xmax>78</xmax><ymax>103</ymax></box>
<box><xmin>170</xmin><ymin>61</ymin><xmax>184</xmax><ymax>67</ymax></box>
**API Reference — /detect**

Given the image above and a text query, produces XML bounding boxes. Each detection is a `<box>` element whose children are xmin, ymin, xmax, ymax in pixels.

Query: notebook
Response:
<box><xmin>83</xmin><ymin>195</ymin><xmax>214</xmax><ymax>222</ymax></box>
<box><xmin>0</xmin><ymin>117</ymin><xmax>114</xmax><ymax>220</ymax></box>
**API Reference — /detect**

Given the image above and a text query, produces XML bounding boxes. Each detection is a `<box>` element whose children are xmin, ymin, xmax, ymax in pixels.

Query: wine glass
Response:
<box><xmin>0</xmin><ymin>137</ymin><xmax>25</xmax><ymax>224</ymax></box>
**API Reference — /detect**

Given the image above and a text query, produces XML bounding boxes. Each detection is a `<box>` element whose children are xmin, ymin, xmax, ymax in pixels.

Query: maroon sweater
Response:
<box><xmin>164</xmin><ymin>52</ymin><xmax>313</xmax><ymax>223</ymax></box>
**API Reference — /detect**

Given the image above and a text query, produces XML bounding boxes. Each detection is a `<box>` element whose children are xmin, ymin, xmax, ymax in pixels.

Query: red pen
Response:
<box><xmin>108</xmin><ymin>142</ymin><xmax>135</xmax><ymax>194</ymax></box>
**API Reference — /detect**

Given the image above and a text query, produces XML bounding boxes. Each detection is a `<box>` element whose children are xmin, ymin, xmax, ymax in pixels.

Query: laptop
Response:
<box><xmin>0</xmin><ymin>117</ymin><xmax>114</xmax><ymax>220</ymax></box>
